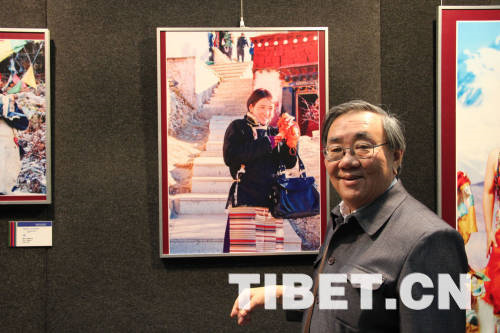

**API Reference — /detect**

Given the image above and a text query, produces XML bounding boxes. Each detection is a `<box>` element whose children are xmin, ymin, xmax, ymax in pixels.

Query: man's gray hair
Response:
<box><xmin>321</xmin><ymin>100</ymin><xmax>406</xmax><ymax>153</ymax></box>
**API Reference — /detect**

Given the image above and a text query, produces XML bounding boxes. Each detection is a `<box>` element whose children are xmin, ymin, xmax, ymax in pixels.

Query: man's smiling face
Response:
<box><xmin>324</xmin><ymin>110</ymin><xmax>402</xmax><ymax>211</ymax></box>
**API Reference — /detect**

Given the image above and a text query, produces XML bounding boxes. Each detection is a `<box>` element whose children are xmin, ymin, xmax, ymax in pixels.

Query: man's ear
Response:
<box><xmin>393</xmin><ymin>150</ymin><xmax>404</xmax><ymax>175</ymax></box>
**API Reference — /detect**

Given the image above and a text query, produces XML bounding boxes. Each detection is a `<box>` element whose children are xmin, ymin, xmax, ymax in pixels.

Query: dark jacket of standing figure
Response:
<box><xmin>223</xmin><ymin>116</ymin><xmax>296</xmax><ymax>208</ymax></box>
<box><xmin>237</xmin><ymin>36</ymin><xmax>248</xmax><ymax>49</ymax></box>
<box><xmin>306</xmin><ymin>181</ymin><xmax>468</xmax><ymax>332</ymax></box>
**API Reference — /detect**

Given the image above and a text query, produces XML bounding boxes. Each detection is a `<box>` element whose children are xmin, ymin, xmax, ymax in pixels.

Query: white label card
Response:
<box><xmin>10</xmin><ymin>221</ymin><xmax>52</xmax><ymax>247</ymax></box>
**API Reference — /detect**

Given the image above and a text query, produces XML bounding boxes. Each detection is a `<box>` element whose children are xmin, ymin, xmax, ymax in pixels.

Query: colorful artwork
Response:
<box><xmin>0</xmin><ymin>29</ymin><xmax>51</xmax><ymax>204</ymax></box>
<box><xmin>157</xmin><ymin>28</ymin><xmax>328</xmax><ymax>257</ymax></box>
<box><xmin>439</xmin><ymin>7</ymin><xmax>500</xmax><ymax>332</ymax></box>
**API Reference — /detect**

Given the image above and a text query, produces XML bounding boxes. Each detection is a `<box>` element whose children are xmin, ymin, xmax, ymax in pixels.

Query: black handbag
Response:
<box><xmin>269</xmin><ymin>154</ymin><xmax>320</xmax><ymax>219</ymax></box>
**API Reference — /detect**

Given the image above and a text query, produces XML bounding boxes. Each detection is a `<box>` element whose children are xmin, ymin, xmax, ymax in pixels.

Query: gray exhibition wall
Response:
<box><xmin>1</xmin><ymin>0</ymin><xmax>498</xmax><ymax>331</ymax></box>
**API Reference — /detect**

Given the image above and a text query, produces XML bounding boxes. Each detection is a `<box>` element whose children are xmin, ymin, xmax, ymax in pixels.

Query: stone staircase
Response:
<box><xmin>171</xmin><ymin>62</ymin><xmax>251</xmax><ymax>221</ymax></box>
<box><xmin>170</xmin><ymin>116</ymin><xmax>236</xmax><ymax>217</ymax></box>
<box><xmin>202</xmin><ymin>62</ymin><xmax>253</xmax><ymax>116</ymax></box>
<box><xmin>169</xmin><ymin>61</ymin><xmax>301</xmax><ymax>253</ymax></box>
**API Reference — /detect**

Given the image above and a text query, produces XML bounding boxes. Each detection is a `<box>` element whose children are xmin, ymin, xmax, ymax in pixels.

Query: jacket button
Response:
<box><xmin>328</xmin><ymin>257</ymin><xmax>335</xmax><ymax>265</ymax></box>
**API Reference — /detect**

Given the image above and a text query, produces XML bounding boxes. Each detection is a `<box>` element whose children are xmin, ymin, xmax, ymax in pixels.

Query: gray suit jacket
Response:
<box><xmin>305</xmin><ymin>181</ymin><xmax>468</xmax><ymax>332</ymax></box>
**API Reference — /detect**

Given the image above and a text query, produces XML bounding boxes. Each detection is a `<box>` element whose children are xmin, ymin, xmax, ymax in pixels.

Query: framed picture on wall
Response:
<box><xmin>157</xmin><ymin>27</ymin><xmax>328</xmax><ymax>257</ymax></box>
<box><xmin>437</xmin><ymin>6</ymin><xmax>500</xmax><ymax>331</ymax></box>
<box><xmin>0</xmin><ymin>28</ymin><xmax>51</xmax><ymax>204</ymax></box>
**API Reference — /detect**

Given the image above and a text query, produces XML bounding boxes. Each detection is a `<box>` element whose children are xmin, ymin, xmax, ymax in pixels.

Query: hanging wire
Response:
<box><xmin>240</xmin><ymin>0</ymin><xmax>245</xmax><ymax>27</ymax></box>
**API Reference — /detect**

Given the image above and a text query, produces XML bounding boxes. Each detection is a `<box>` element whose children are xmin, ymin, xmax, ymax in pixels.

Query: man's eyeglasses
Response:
<box><xmin>323</xmin><ymin>142</ymin><xmax>388</xmax><ymax>162</ymax></box>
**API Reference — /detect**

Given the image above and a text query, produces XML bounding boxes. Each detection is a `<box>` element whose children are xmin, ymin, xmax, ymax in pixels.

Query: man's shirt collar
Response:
<box><xmin>331</xmin><ymin>178</ymin><xmax>406</xmax><ymax>236</ymax></box>
<box><xmin>338</xmin><ymin>178</ymin><xmax>398</xmax><ymax>218</ymax></box>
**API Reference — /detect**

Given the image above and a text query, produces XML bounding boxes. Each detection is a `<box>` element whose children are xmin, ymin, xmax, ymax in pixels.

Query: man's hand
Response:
<box><xmin>230</xmin><ymin>286</ymin><xmax>283</xmax><ymax>325</ymax></box>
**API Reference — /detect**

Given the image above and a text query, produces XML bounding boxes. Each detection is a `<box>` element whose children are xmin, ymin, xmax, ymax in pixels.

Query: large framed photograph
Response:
<box><xmin>158</xmin><ymin>27</ymin><xmax>328</xmax><ymax>257</ymax></box>
<box><xmin>438</xmin><ymin>6</ymin><xmax>500</xmax><ymax>331</ymax></box>
<box><xmin>0</xmin><ymin>28</ymin><xmax>50</xmax><ymax>204</ymax></box>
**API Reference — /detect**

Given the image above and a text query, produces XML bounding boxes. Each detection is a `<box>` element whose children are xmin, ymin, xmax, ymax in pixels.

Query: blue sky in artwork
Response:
<box><xmin>457</xmin><ymin>21</ymin><xmax>500</xmax><ymax>106</ymax></box>
<box><xmin>457</xmin><ymin>21</ymin><xmax>500</xmax><ymax>55</ymax></box>
<box><xmin>456</xmin><ymin>20</ymin><xmax>500</xmax><ymax>183</ymax></box>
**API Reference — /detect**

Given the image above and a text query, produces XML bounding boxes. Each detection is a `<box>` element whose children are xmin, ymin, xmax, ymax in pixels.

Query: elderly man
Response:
<box><xmin>231</xmin><ymin>100</ymin><xmax>468</xmax><ymax>332</ymax></box>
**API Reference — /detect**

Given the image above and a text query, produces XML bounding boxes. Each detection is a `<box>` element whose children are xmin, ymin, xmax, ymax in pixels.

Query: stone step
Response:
<box><xmin>192</xmin><ymin>156</ymin><xmax>228</xmax><ymax>176</ymax></box>
<box><xmin>208</xmin><ymin>128</ymin><xmax>227</xmax><ymax>139</ymax></box>
<box><xmin>213</xmin><ymin>86</ymin><xmax>252</xmax><ymax>94</ymax></box>
<box><xmin>210</xmin><ymin>63</ymin><xmax>251</xmax><ymax>71</ymax></box>
<box><xmin>170</xmin><ymin>193</ymin><xmax>227</xmax><ymax>215</ymax></box>
<box><xmin>208</xmin><ymin>123</ymin><xmax>237</xmax><ymax>132</ymax></box>
<box><xmin>213</xmin><ymin>71</ymin><xmax>249</xmax><ymax>77</ymax></box>
<box><xmin>214</xmin><ymin>86</ymin><xmax>252</xmax><ymax>93</ymax></box>
<box><xmin>210</xmin><ymin>98</ymin><xmax>249</xmax><ymax>105</ymax></box>
<box><xmin>210</xmin><ymin>97</ymin><xmax>250</xmax><ymax>104</ymax></box>
<box><xmin>193</xmin><ymin>155</ymin><xmax>224</xmax><ymax>164</ymax></box>
<box><xmin>207</xmin><ymin>120</ymin><xmax>232</xmax><ymax>140</ymax></box>
<box><xmin>213</xmin><ymin>69</ymin><xmax>250</xmax><ymax>74</ymax></box>
<box><xmin>215</xmin><ymin>91</ymin><xmax>251</xmax><ymax>97</ymax></box>
<box><xmin>220</xmin><ymin>77</ymin><xmax>253</xmax><ymax>83</ymax></box>
<box><xmin>217</xmin><ymin>77</ymin><xmax>252</xmax><ymax>82</ymax></box>
<box><xmin>209</xmin><ymin>119</ymin><xmax>238</xmax><ymax>126</ymax></box>
<box><xmin>210</xmin><ymin>118</ymin><xmax>234</xmax><ymax>124</ymax></box>
<box><xmin>212</xmin><ymin>64</ymin><xmax>249</xmax><ymax>70</ymax></box>
<box><xmin>200</xmin><ymin>150</ymin><xmax>223</xmax><ymax>157</ymax></box>
<box><xmin>209</xmin><ymin>115</ymin><xmax>239</xmax><ymax>125</ymax></box>
<box><xmin>168</xmin><ymin>212</ymin><xmax>302</xmax><ymax>252</ymax></box>
<box><xmin>168</xmin><ymin>213</ymin><xmax>301</xmax><ymax>252</ymax></box>
<box><xmin>215</xmin><ymin>68</ymin><xmax>247</xmax><ymax>74</ymax></box>
<box><xmin>211</xmin><ymin>61</ymin><xmax>250</xmax><ymax>67</ymax></box>
<box><xmin>214</xmin><ymin>87</ymin><xmax>252</xmax><ymax>95</ymax></box>
<box><xmin>209</xmin><ymin>108</ymin><xmax>245</xmax><ymax>115</ymax></box>
<box><xmin>205</xmin><ymin>140</ymin><xmax>223</xmax><ymax>152</ymax></box>
<box><xmin>209</xmin><ymin>97</ymin><xmax>249</xmax><ymax>105</ymax></box>
<box><xmin>169</xmin><ymin>214</ymin><xmax>228</xmax><ymax>240</ymax></box>
<box><xmin>191</xmin><ymin>176</ymin><xmax>233</xmax><ymax>193</ymax></box>
<box><xmin>205</xmin><ymin>103</ymin><xmax>246</xmax><ymax>109</ymax></box>
<box><xmin>283</xmin><ymin>220</ymin><xmax>302</xmax><ymax>251</ymax></box>
<box><xmin>211</xmin><ymin>115</ymin><xmax>240</xmax><ymax>121</ymax></box>
<box><xmin>208</xmin><ymin>131</ymin><xmax>226</xmax><ymax>141</ymax></box>
<box><xmin>211</xmin><ymin>62</ymin><xmax>250</xmax><ymax>68</ymax></box>
<box><xmin>209</xmin><ymin>120</ymin><xmax>237</xmax><ymax>129</ymax></box>
<box><xmin>217</xmin><ymin>74</ymin><xmax>248</xmax><ymax>80</ymax></box>
<box><xmin>218</xmin><ymin>73</ymin><xmax>245</xmax><ymax>79</ymax></box>
<box><xmin>215</xmin><ymin>82</ymin><xmax>252</xmax><ymax>89</ymax></box>
<box><xmin>207</xmin><ymin>100</ymin><xmax>244</xmax><ymax>107</ymax></box>
<box><xmin>210</xmin><ymin>111</ymin><xmax>246</xmax><ymax>117</ymax></box>
<box><xmin>203</xmin><ymin>105</ymin><xmax>247</xmax><ymax>115</ymax></box>
<box><xmin>216</xmin><ymin>77</ymin><xmax>252</xmax><ymax>83</ymax></box>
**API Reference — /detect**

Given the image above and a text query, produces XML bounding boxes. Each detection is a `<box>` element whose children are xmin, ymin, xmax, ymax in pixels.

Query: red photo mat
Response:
<box><xmin>158</xmin><ymin>28</ymin><xmax>328</xmax><ymax>257</ymax></box>
<box><xmin>438</xmin><ymin>7</ymin><xmax>500</xmax><ymax>226</ymax></box>
<box><xmin>0</xmin><ymin>29</ymin><xmax>50</xmax><ymax>204</ymax></box>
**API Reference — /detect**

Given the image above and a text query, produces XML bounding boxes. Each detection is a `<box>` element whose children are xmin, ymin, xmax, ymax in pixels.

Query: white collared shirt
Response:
<box><xmin>339</xmin><ymin>177</ymin><xmax>398</xmax><ymax>221</ymax></box>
